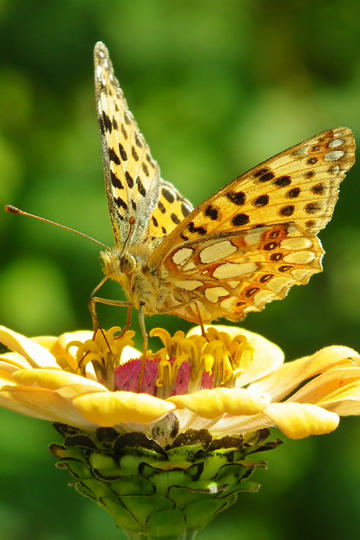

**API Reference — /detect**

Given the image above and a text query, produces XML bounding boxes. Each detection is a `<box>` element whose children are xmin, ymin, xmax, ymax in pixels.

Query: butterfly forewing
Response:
<box><xmin>94</xmin><ymin>42</ymin><xmax>193</xmax><ymax>244</ymax></box>
<box><xmin>94</xmin><ymin>42</ymin><xmax>162</xmax><ymax>245</ymax></box>
<box><xmin>147</xmin><ymin>128</ymin><xmax>355</xmax><ymax>322</ymax></box>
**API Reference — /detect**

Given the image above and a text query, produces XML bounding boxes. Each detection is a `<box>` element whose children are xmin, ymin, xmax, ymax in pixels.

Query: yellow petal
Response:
<box><xmin>264</xmin><ymin>403</ymin><xmax>339</xmax><ymax>439</ymax></box>
<box><xmin>73</xmin><ymin>391</ymin><xmax>175</xmax><ymax>426</ymax></box>
<box><xmin>13</xmin><ymin>368</ymin><xmax>106</xmax><ymax>392</ymax></box>
<box><xmin>32</xmin><ymin>335</ymin><xmax>59</xmax><ymax>350</ymax></box>
<box><xmin>0</xmin><ymin>326</ymin><xmax>58</xmax><ymax>368</ymax></box>
<box><xmin>168</xmin><ymin>388</ymin><xmax>270</xmax><ymax>419</ymax></box>
<box><xmin>288</xmin><ymin>366</ymin><xmax>360</xmax><ymax>405</ymax></box>
<box><xmin>0</xmin><ymin>368</ymin><xmax>17</xmax><ymax>385</ymax></box>
<box><xmin>250</xmin><ymin>346</ymin><xmax>360</xmax><ymax>401</ymax></box>
<box><xmin>187</xmin><ymin>325</ymin><xmax>284</xmax><ymax>386</ymax></box>
<box><xmin>0</xmin><ymin>351</ymin><xmax>32</xmax><ymax>371</ymax></box>
<box><xmin>209</xmin><ymin>412</ymin><xmax>274</xmax><ymax>435</ymax></box>
<box><xmin>318</xmin><ymin>380</ymin><xmax>360</xmax><ymax>415</ymax></box>
<box><xmin>0</xmin><ymin>385</ymin><xmax>94</xmax><ymax>428</ymax></box>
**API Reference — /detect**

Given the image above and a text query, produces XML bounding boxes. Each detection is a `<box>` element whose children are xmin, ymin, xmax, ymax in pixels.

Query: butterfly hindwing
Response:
<box><xmin>158</xmin><ymin>223</ymin><xmax>323</xmax><ymax>323</ymax></box>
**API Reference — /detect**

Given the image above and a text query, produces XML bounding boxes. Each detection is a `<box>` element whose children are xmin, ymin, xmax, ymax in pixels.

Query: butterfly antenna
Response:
<box><xmin>120</xmin><ymin>216</ymin><xmax>136</xmax><ymax>257</ymax></box>
<box><xmin>4</xmin><ymin>205</ymin><xmax>108</xmax><ymax>249</ymax></box>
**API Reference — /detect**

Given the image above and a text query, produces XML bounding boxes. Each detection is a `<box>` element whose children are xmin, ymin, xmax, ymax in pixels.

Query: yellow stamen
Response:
<box><xmin>65</xmin><ymin>327</ymin><xmax>134</xmax><ymax>390</ymax></box>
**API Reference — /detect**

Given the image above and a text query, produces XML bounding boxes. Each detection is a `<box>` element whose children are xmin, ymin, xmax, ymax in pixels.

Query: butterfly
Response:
<box><xmin>93</xmin><ymin>41</ymin><xmax>355</xmax><ymax>345</ymax></box>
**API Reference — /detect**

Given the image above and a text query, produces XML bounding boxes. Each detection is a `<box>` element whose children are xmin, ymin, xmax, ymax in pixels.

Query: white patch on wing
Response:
<box><xmin>172</xmin><ymin>248</ymin><xmax>194</xmax><ymax>266</ymax></box>
<box><xmin>199</xmin><ymin>240</ymin><xmax>237</xmax><ymax>264</ymax></box>
<box><xmin>213</xmin><ymin>262</ymin><xmax>257</xmax><ymax>279</ymax></box>
<box><xmin>205</xmin><ymin>287</ymin><xmax>229</xmax><ymax>303</ymax></box>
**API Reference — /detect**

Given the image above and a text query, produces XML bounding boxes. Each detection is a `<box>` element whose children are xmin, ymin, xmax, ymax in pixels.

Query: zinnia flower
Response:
<box><xmin>1</xmin><ymin>324</ymin><xmax>359</xmax><ymax>539</ymax></box>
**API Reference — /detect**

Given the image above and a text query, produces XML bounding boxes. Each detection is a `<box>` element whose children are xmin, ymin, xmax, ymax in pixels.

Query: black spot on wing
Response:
<box><xmin>305</xmin><ymin>202</ymin><xmax>321</xmax><ymax>214</ymax></box>
<box><xmin>131</xmin><ymin>146</ymin><xmax>139</xmax><ymax>161</ymax></box>
<box><xmin>312</xmin><ymin>183</ymin><xmax>324</xmax><ymax>195</ymax></box>
<box><xmin>226</xmin><ymin>191</ymin><xmax>245</xmax><ymax>205</ymax></box>
<box><xmin>254</xmin><ymin>168</ymin><xmax>268</xmax><ymax>178</ymax></box>
<box><xmin>109</xmin><ymin>148</ymin><xmax>120</xmax><ymax>165</ymax></box>
<box><xmin>121</xmin><ymin>124</ymin><xmax>128</xmax><ymax>140</ymax></box>
<box><xmin>136</xmin><ymin>176</ymin><xmax>146</xmax><ymax>197</ymax></box>
<box><xmin>171</xmin><ymin>213</ymin><xmax>181</xmax><ymax>224</ymax></box>
<box><xmin>287</xmin><ymin>188</ymin><xmax>300</xmax><ymax>198</ymax></box>
<box><xmin>102</xmin><ymin>111</ymin><xmax>112</xmax><ymax>133</ymax></box>
<box><xmin>274</xmin><ymin>176</ymin><xmax>291</xmax><ymax>187</ymax></box>
<box><xmin>111</xmin><ymin>170</ymin><xmax>123</xmax><ymax>189</ymax></box>
<box><xmin>162</xmin><ymin>187</ymin><xmax>175</xmax><ymax>203</ymax></box>
<box><xmin>118</xmin><ymin>143</ymin><xmax>127</xmax><ymax>161</ymax></box>
<box><xmin>188</xmin><ymin>222</ymin><xmax>206</xmax><ymax>235</ymax></box>
<box><xmin>232</xmin><ymin>214</ymin><xmax>249</xmax><ymax>226</ymax></box>
<box><xmin>254</xmin><ymin>195</ymin><xmax>269</xmax><ymax>206</ymax></box>
<box><xmin>114</xmin><ymin>197</ymin><xmax>128</xmax><ymax>210</ymax></box>
<box><xmin>125</xmin><ymin>171</ymin><xmax>134</xmax><ymax>188</ymax></box>
<box><xmin>158</xmin><ymin>201</ymin><xmax>166</xmax><ymax>214</ymax></box>
<box><xmin>142</xmin><ymin>163</ymin><xmax>149</xmax><ymax>176</ymax></box>
<box><xmin>205</xmin><ymin>205</ymin><xmax>218</xmax><ymax>220</ymax></box>
<box><xmin>280</xmin><ymin>205</ymin><xmax>295</xmax><ymax>216</ymax></box>
<box><xmin>181</xmin><ymin>203</ymin><xmax>191</xmax><ymax>217</ymax></box>
<box><xmin>258</xmin><ymin>172</ymin><xmax>275</xmax><ymax>182</ymax></box>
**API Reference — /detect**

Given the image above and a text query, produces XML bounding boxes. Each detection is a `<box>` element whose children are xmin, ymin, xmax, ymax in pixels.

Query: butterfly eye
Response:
<box><xmin>120</xmin><ymin>253</ymin><xmax>136</xmax><ymax>274</ymax></box>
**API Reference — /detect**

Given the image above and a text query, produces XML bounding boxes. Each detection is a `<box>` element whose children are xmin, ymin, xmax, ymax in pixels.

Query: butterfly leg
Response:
<box><xmin>138</xmin><ymin>303</ymin><xmax>148</xmax><ymax>354</ymax></box>
<box><xmin>118</xmin><ymin>306</ymin><xmax>133</xmax><ymax>337</ymax></box>
<box><xmin>89</xmin><ymin>276</ymin><xmax>132</xmax><ymax>333</ymax></box>
<box><xmin>136</xmin><ymin>303</ymin><xmax>149</xmax><ymax>392</ymax></box>
<box><xmin>89</xmin><ymin>276</ymin><xmax>110</xmax><ymax>331</ymax></box>
<box><xmin>195</xmin><ymin>302</ymin><xmax>207</xmax><ymax>339</ymax></box>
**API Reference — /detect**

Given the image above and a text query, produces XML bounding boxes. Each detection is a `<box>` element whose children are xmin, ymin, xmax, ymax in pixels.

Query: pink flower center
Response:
<box><xmin>114</xmin><ymin>356</ymin><xmax>214</xmax><ymax>397</ymax></box>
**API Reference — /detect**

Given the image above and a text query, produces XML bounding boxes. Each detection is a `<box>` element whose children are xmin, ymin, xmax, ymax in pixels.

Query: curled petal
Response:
<box><xmin>13</xmin><ymin>368</ymin><xmax>106</xmax><ymax>392</ymax></box>
<box><xmin>0</xmin><ymin>326</ymin><xmax>58</xmax><ymax>369</ymax></box>
<box><xmin>288</xmin><ymin>366</ymin><xmax>360</xmax><ymax>405</ymax></box>
<box><xmin>0</xmin><ymin>385</ymin><xmax>94</xmax><ymax>428</ymax></box>
<box><xmin>264</xmin><ymin>403</ymin><xmax>339</xmax><ymax>439</ymax></box>
<box><xmin>168</xmin><ymin>387</ymin><xmax>270</xmax><ymax>419</ymax></box>
<box><xmin>0</xmin><ymin>352</ymin><xmax>31</xmax><ymax>372</ymax></box>
<box><xmin>73</xmin><ymin>391</ymin><xmax>175</xmax><ymax>426</ymax></box>
<box><xmin>318</xmin><ymin>380</ymin><xmax>360</xmax><ymax>415</ymax></box>
<box><xmin>250</xmin><ymin>345</ymin><xmax>360</xmax><ymax>401</ymax></box>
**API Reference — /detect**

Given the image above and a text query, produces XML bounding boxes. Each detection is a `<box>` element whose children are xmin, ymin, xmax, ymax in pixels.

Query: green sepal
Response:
<box><xmin>50</xmin><ymin>422</ymin><xmax>281</xmax><ymax>539</ymax></box>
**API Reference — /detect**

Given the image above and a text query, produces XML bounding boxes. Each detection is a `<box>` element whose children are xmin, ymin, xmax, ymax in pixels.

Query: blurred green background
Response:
<box><xmin>1</xmin><ymin>1</ymin><xmax>360</xmax><ymax>539</ymax></box>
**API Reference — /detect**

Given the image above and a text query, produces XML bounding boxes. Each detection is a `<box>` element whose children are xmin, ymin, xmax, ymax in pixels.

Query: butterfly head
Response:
<box><xmin>100</xmin><ymin>248</ymin><xmax>136</xmax><ymax>277</ymax></box>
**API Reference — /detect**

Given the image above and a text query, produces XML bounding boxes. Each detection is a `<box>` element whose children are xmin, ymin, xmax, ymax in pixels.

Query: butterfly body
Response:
<box><xmin>93</xmin><ymin>41</ymin><xmax>355</xmax><ymax>329</ymax></box>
